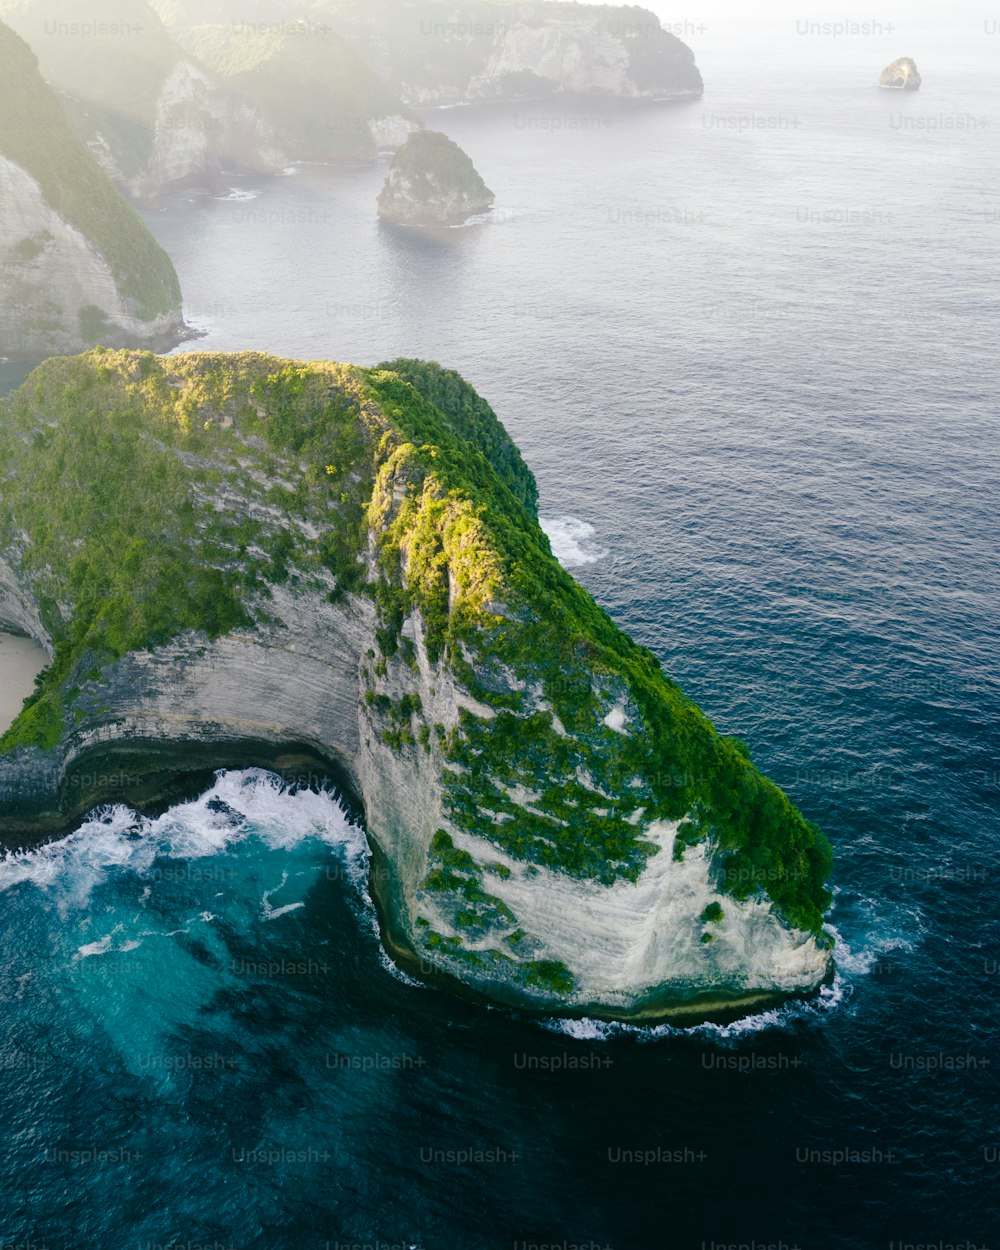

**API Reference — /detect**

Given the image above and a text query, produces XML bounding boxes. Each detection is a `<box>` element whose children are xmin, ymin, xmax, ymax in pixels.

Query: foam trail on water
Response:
<box><xmin>540</xmin><ymin>515</ymin><xmax>608</xmax><ymax>569</ymax></box>
<box><xmin>0</xmin><ymin>769</ymin><xmax>367</xmax><ymax>910</ymax></box>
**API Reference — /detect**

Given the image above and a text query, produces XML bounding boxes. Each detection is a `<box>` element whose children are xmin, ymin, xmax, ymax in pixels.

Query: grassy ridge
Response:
<box><xmin>0</xmin><ymin>351</ymin><xmax>374</xmax><ymax>747</ymax></box>
<box><xmin>365</xmin><ymin>368</ymin><xmax>833</xmax><ymax>933</ymax></box>
<box><xmin>0</xmin><ymin>20</ymin><xmax>181</xmax><ymax>319</ymax></box>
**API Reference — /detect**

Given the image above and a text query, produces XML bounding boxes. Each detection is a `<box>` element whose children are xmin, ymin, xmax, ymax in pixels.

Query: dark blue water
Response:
<box><xmin>2</xmin><ymin>10</ymin><xmax>999</xmax><ymax>1247</ymax></box>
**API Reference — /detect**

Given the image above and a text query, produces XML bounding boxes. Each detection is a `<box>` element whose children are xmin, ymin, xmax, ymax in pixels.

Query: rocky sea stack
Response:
<box><xmin>879</xmin><ymin>57</ymin><xmax>922</xmax><ymax>90</ymax></box>
<box><xmin>378</xmin><ymin>131</ymin><xmax>495</xmax><ymax>227</ymax></box>
<box><xmin>0</xmin><ymin>351</ymin><xmax>834</xmax><ymax>1022</ymax></box>
<box><xmin>0</xmin><ymin>20</ymin><xmax>184</xmax><ymax>358</ymax></box>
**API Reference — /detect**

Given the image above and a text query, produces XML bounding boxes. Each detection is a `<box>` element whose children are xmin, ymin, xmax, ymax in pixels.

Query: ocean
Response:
<box><xmin>1</xmin><ymin>9</ymin><xmax>998</xmax><ymax>1246</ymax></box>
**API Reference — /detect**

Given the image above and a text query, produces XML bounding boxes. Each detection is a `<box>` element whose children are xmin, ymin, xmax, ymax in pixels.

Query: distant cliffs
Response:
<box><xmin>148</xmin><ymin>0</ymin><xmax>705</xmax><ymax>107</ymax></box>
<box><xmin>334</xmin><ymin>1</ymin><xmax>705</xmax><ymax>105</ymax></box>
<box><xmin>0</xmin><ymin>21</ymin><xmax>184</xmax><ymax>358</ymax></box>
<box><xmin>180</xmin><ymin>19</ymin><xmax>420</xmax><ymax>165</ymax></box>
<box><xmin>4</xmin><ymin>0</ymin><xmax>704</xmax><ymax>204</ymax></box>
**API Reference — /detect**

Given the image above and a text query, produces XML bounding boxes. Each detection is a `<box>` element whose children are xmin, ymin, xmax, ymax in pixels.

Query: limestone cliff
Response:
<box><xmin>331</xmin><ymin>0</ymin><xmax>705</xmax><ymax>105</ymax></box>
<box><xmin>0</xmin><ymin>22</ymin><xmax>184</xmax><ymax>358</ymax></box>
<box><xmin>879</xmin><ymin>57</ymin><xmax>922</xmax><ymax>90</ymax></box>
<box><xmin>0</xmin><ymin>351</ymin><xmax>833</xmax><ymax>1022</ymax></box>
<box><xmin>378</xmin><ymin>131</ymin><xmax>495</xmax><ymax>227</ymax></box>
<box><xmin>148</xmin><ymin>0</ymin><xmax>704</xmax><ymax>107</ymax></box>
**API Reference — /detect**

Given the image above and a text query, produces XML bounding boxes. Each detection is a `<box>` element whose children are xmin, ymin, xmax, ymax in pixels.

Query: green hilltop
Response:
<box><xmin>0</xmin><ymin>351</ymin><xmax>832</xmax><ymax>937</ymax></box>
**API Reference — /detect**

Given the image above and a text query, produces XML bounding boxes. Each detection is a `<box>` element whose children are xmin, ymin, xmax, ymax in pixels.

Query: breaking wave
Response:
<box><xmin>540</xmin><ymin>515</ymin><xmax>608</xmax><ymax>569</ymax></box>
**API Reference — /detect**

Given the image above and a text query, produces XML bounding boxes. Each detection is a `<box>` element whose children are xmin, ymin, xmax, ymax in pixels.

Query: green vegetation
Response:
<box><xmin>701</xmin><ymin>902</ymin><xmax>725</xmax><ymax>925</ymax></box>
<box><xmin>362</xmin><ymin>365</ymin><xmax>832</xmax><ymax>933</ymax></box>
<box><xmin>0</xmin><ymin>349</ymin><xmax>832</xmax><ymax>937</ymax></box>
<box><xmin>0</xmin><ymin>351</ymin><xmax>373</xmax><ymax>749</ymax></box>
<box><xmin>421</xmin><ymin>830</ymin><xmax>518</xmax><ymax>939</ymax></box>
<box><xmin>0</xmin><ymin>20</ymin><xmax>180</xmax><ymax>319</ymax></box>
<box><xmin>0</xmin><ymin>0</ymin><xmax>185</xmax><ymax>179</ymax></box>
<box><xmin>376</xmin><ymin>359</ymin><xmax>538</xmax><ymax>518</ymax></box>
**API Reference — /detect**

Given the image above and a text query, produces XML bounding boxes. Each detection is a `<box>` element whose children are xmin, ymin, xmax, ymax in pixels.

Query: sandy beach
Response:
<box><xmin>0</xmin><ymin>632</ymin><xmax>48</xmax><ymax>735</ymax></box>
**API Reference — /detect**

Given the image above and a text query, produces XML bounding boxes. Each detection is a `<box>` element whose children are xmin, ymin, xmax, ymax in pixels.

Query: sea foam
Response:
<box><xmin>0</xmin><ymin>769</ymin><xmax>366</xmax><ymax>908</ymax></box>
<box><xmin>539</xmin><ymin>515</ymin><xmax>608</xmax><ymax>569</ymax></box>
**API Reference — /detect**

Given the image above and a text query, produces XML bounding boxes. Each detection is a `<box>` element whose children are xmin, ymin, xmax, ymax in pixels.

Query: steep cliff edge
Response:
<box><xmin>379</xmin><ymin>131</ymin><xmax>495</xmax><ymax>226</ymax></box>
<box><xmin>0</xmin><ymin>351</ymin><xmax>833</xmax><ymax>1020</ymax></box>
<box><xmin>0</xmin><ymin>22</ymin><xmax>184</xmax><ymax>358</ymax></box>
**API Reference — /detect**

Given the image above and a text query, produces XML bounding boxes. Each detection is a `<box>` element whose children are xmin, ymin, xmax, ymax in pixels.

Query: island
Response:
<box><xmin>0</xmin><ymin>21</ymin><xmax>184</xmax><ymax>358</ymax></box>
<box><xmin>0</xmin><ymin>351</ymin><xmax>834</xmax><ymax>1022</ymax></box>
<box><xmin>879</xmin><ymin>57</ymin><xmax>922</xmax><ymax>90</ymax></box>
<box><xmin>378</xmin><ymin>131</ymin><xmax>495</xmax><ymax>227</ymax></box>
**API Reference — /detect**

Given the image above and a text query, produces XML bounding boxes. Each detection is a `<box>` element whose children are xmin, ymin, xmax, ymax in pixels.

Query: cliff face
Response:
<box><xmin>146</xmin><ymin>0</ymin><xmax>704</xmax><ymax>107</ymax></box>
<box><xmin>0</xmin><ymin>22</ymin><xmax>184</xmax><ymax>358</ymax></box>
<box><xmin>378</xmin><ymin>131</ymin><xmax>495</xmax><ymax>227</ymax></box>
<box><xmin>332</xmin><ymin>0</ymin><xmax>705</xmax><ymax>106</ymax></box>
<box><xmin>136</xmin><ymin>59</ymin><xmax>284</xmax><ymax>199</ymax></box>
<box><xmin>0</xmin><ymin>351</ymin><xmax>833</xmax><ymax>1021</ymax></box>
<box><xmin>0</xmin><ymin>0</ymin><xmax>283</xmax><ymax>201</ymax></box>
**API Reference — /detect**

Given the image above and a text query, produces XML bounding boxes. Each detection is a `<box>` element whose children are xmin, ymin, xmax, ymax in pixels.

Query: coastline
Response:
<box><xmin>0</xmin><ymin>632</ymin><xmax>47</xmax><ymax>736</ymax></box>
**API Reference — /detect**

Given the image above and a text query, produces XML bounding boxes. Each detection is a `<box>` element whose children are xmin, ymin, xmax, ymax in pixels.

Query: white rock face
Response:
<box><xmin>448</xmin><ymin>825</ymin><xmax>829</xmax><ymax>1010</ymax></box>
<box><xmin>66</xmin><ymin>586</ymin><xmax>371</xmax><ymax>784</ymax></box>
<box><xmin>387</xmin><ymin>7</ymin><xmax>703</xmax><ymax>105</ymax></box>
<box><xmin>354</xmin><ymin>608</ymin><xmax>831</xmax><ymax>1018</ymax></box>
<box><xmin>0</xmin><ymin>547</ymin><xmax>829</xmax><ymax>1019</ymax></box>
<box><xmin>0</xmin><ymin>158</ymin><xmax>180</xmax><ymax>358</ymax></box>
<box><xmin>470</xmin><ymin>18</ymin><xmax>634</xmax><ymax>97</ymax></box>
<box><xmin>133</xmin><ymin>61</ymin><xmax>283</xmax><ymax>200</ymax></box>
<box><xmin>0</xmin><ymin>556</ymin><xmax>50</xmax><ymax>651</ymax></box>
<box><xmin>378</xmin><ymin>170</ymin><xmax>494</xmax><ymax>227</ymax></box>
